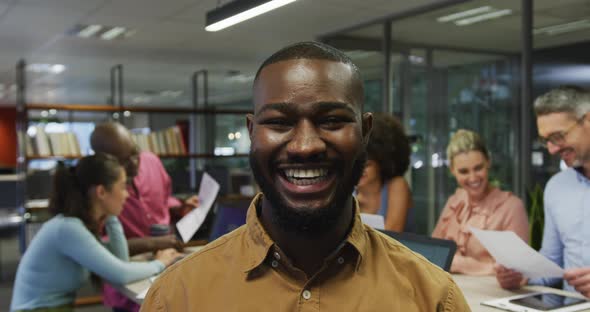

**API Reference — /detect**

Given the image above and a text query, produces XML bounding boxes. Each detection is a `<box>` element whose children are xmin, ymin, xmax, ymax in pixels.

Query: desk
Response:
<box><xmin>115</xmin><ymin>246</ymin><xmax>205</xmax><ymax>304</ymax></box>
<box><xmin>120</xmin><ymin>268</ymin><xmax>589</xmax><ymax>310</ymax></box>
<box><xmin>453</xmin><ymin>274</ymin><xmax>590</xmax><ymax>311</ymax></box>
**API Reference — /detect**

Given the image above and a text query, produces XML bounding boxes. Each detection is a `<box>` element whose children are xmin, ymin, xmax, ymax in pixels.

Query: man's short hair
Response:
<box><xmin>534</xmin><ymin>85</ymin><xmax>590</xmax><ymax>118</ymax></box>
<box><xmin>253</xmin><ymin>41</ymin><xmax>364</xmax><ymax>107</ymax></box>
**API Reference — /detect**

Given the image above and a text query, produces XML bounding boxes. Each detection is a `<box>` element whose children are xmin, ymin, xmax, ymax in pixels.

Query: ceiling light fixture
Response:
<box><xmin>70</xmin><ymin>24</ymin><xmax>136</xmax><ymax>40</ymax></box>
<box><xmin>454</xmin><ymin>9</ymin><xmax>512</xmax><ymax>26</ymax></box>
<box><xmin>101</xmin><ymin>26</ymin><xmax>127</xmax><ymax>40</ymax></box>
<box><xmin>534</xmin><ymin>19</ymin><xmax>590</xmax><ymax>36</ymax></box>
<box><xmin>436</xmin><ymin>6</ymin><xmax>493</xmax><ymax>23</ymax></box>
<box><xmin>27</xmin><ymin>63</ymin><xmax>66</xmax><ymax>74</ymax></box>
<box><xmin>205</xmin><ymin>0</ymin><xmax>299</xmax><ymax>32</ymax></box>
<box><xmin>77</xmin><ymin>24</ymin><xmax>103</xmax><ymax>38</ymax></box>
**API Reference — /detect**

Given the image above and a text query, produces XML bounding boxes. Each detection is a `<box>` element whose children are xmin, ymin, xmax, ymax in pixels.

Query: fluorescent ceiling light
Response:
<box><xmin>436</xmin><ymin>6</ymin><xmax>493</xmax><ymax>23</ymax></box>
<box><xmin>206</xmin><ymin>0</ymin><xmax>298</xmax><ymax>32</ymax></box>
<box><xmin>27</xmin><ymin>63</ymin><xmax>66</xmax><ymax>74</ymax></box>
<box><xmin>160</xmin><ymin>90</ymin><xmax>183</xmax><ymax>97</ymax></box>
<box><xmin>51</xmin><ymin>64</ymin><xmax>66</xmax><ymax>74</ymax></box>
<box><xmin>455</xmin><ymin>9</ymin><xmax>512</xmax><ymax>26</ymax></box>
<box><xmin>346</xmin><ymin>50</ymin><xmax>379</xmax><ymax>59</ymax></box>
<box><xmin>101</xmin><ymin>27</ymin><xmax>127</xmax><ymax>40</ymax></box>
<box><xmin>77</xmin><ymin>24</ymin><xmax>103</xmax><ymax>38</ymax></box>
<box><xmin>70</xmin><ymin>24</ymin><xmax>135</xmax><ymax>40</ymax></box>
<box><xmin>534</xmin><ymin>19</ymin><xmax>590</xmax><ymax>35</ymax></box>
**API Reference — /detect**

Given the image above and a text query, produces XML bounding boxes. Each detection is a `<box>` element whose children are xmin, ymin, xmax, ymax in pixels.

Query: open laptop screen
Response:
<box><xmin>378</xmin><ymin>230</ymin><xmax>457</xmax><ymax>272</ymax></box>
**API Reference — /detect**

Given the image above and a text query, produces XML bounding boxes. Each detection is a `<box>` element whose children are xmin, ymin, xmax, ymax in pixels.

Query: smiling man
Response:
<box><xmin>496</xmin><ymin>86</ymin><xmax>590</xmax><ymax>298</ymax></box>
<box><xmin>141</xmin><ymin>42</ymin><xmax>470</xmax><ymax>311</ymax></box>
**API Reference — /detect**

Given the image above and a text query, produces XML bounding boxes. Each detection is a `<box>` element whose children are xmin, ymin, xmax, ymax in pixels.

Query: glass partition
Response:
<box><xmin>327</xmin><ymin>0</ymin><xmax>522</xmax><ymax>234</ymax></box>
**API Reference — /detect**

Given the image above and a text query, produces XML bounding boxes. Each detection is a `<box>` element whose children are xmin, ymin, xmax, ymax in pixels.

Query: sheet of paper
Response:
<box><xmin>360</xmin><ymin>213</ymin><xmax>385</xmax><ymax>230</ymax></box>
<box><xmin>176</xmin><ymin>172</ymin><xmax>220</xmax><ymax>243</ymax></box>
<box><xmin>135</xmin><ymin>276</ymin><xmax>159</xmax><ymax>300</ymax></box>
<box><xmin>136</xmin><ymin>286</ymin><xmax>149</xmax><ymax>300</ymax></box>
<box><xmin>470</xmin><ymin>227</ymin><xmax>564</xmax><ymax>278</ymax></box>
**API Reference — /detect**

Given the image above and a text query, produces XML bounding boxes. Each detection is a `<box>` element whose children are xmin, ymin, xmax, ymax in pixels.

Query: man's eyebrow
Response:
<box><xmin>255</xmin><ymin>102</ymin><xmax>357</xmax><ymax>117</ymax></box>
<box><xmin>255</xmin><ymin>102</ymin><xmax>295</xmax><ymax>117</ymax></box>
<box><xmin>313</xmin><ymin>102</ymin><xmax>357</xmax><ymax>115</ymax></box>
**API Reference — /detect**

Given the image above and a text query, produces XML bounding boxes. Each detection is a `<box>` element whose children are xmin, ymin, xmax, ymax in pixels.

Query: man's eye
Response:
<box><xmin>320</xmin><ymin>116</ymin><xmax>348</xmax><ymax>128</ymax></box>
<box><xmin>262</xmin><ymin>118</ymin><xmax>292</xmax><ymax>128</ymax></box>
<box><xmin>549</xmin><ymin>133</ymin><xmax>564</xmax><ymax>141</ymax></box>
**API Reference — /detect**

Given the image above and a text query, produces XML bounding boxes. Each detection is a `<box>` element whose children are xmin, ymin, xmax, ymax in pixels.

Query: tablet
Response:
<box><xmin>482</xmin><ymin>292</ymin><xmax>590</xmax><ymax>312</ymax></box>
<box><xmin>510</xmin><ymin>293</ymin><xmax>588</xmax><ymax>311</ymax></box>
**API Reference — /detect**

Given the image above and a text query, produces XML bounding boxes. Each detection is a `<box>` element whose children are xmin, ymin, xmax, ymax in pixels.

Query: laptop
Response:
<box><xmin>378</xmin><ymin>230</ymin><xmax>457</xmax><ymax>272</ymax></box>
<box><xmin>208</xmin><ymin>201</ymin><xmax>249</xmax><ymax>241</ymax></box>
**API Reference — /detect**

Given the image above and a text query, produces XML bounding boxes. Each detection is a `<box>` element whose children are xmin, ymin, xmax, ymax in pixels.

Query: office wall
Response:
<box><xmin>0</xmin><ymin>107</ymin><xmax>16</xmax><ymax>168</ymax></box>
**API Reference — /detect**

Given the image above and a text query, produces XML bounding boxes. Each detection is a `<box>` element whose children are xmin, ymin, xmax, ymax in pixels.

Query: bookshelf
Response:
<box><xmin>15</xmin><ymin>61</ymin><xmax>254</xmax><ymax>252</ymax></box>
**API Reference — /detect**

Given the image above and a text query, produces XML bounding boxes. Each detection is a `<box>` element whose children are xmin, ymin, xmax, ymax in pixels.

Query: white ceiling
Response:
<box><xmin>0</xmin><ymin>0</ymin><xmax>589</xmax><ymax>107</ymax></box>
<box><xmin>0</xmin><ymin>0</ymin><xmax>438</xmax><ymax>106</ymax></box>
<box><xmin>325</xmin><ymin>0</ymin><xmax>590</xmax><ymax>81</ymax></box>
<box><xmin>344</xmin><ymin>0</ymin><xmax>590</xmax><ymax>52</ymax></box>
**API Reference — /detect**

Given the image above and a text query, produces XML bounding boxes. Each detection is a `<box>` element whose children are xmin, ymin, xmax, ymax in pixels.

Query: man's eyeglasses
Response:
<box><xmin>538</xmin><ymin>115</ymin><xmax>586</xmax><ymax>147</ymax></box>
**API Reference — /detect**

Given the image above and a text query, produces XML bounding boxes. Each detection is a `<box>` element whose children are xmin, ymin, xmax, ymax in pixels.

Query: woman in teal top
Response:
<box><xmin>11</xmin><ymin>153</ymin><xmax>181</xmax><ymax>312</ymax></box>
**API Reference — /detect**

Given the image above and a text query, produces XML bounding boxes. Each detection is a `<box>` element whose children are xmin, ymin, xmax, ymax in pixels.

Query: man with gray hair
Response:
<box><xmin>495</xmin><ymin>85</ymin><xmax>590</xmax><ymax>298</ymax></box>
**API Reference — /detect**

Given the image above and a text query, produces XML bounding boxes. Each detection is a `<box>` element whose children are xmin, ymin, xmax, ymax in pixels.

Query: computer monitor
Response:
<box><xmin>378</xmin><ymin>230</ymin><xmax>456</xmax><ymax>272</ymax></box>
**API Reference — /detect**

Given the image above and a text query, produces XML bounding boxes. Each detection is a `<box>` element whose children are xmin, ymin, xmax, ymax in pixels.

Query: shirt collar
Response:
<box><xmin>242</xmin><ymin>193</ymin><xmax>368</xmax><ymax>273</ymax></box>
<box><xmin>573</xmin><ymin>166</ymin><xmax>590</xmax><ymax>185</ymax></box>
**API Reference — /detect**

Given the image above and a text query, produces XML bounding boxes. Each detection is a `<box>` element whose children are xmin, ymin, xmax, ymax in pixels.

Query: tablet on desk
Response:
<box><xmin>482</xmin><ymin>292</ymin><xmax>590</xmax><ymax>312</ymax></box>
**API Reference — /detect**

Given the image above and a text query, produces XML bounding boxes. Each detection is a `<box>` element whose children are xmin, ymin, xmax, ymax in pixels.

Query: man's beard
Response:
<box><xmin>250</xmin><ymin>149</ymin><xmax>367</xmax><ymax>238</ymax></box>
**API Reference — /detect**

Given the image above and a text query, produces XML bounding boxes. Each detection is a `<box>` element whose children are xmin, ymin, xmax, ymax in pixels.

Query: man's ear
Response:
<box><xmin>362</xmin><ymin>112</ymin><xmax>373</xmax><ymax>144</ymax></box>
<box><xmin>246</xmin><ymin>114</ymin><xmax>255</xmax><ymax>140</ymax></box>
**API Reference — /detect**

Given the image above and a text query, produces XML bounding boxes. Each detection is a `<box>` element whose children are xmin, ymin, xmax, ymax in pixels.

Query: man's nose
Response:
<box><xmin>546</xmin><ymin>141</ymin><xmax>560</xmax><ymax>155</ymax></box>
<box><xmin>286</xmin><ymin>120</ymin><xmax>326</xmax><ymax>160</ymax></box>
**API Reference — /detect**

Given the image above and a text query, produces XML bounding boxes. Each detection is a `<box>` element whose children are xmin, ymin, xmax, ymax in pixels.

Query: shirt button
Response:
<box><xmin>271</xmin><ymin>260</ymin><xmax>279</xmax><ymax>268</ymax></box>
<box><xmin>273</xmin><ymin>252</ymin><xmax>281</xmax><ymax>260</ymax></box>
<box><xmin>302</xmin><ymin>290</ymin><xmax>311</xmax><ymax>300</ymax></box>
<box><xmin>337</xmin><ymin>257</ymin><xmax>344</xmax><ymax>264</ymax></box>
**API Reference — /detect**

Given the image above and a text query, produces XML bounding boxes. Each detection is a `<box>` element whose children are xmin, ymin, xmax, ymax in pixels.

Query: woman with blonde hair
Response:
<box><xmin>432</xmin><ymin>129</ymin><xmax>528</xmax><ymax>275</ymax></box>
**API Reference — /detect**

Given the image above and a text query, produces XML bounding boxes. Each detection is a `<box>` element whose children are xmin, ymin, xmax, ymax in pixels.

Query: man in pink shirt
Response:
<box><xmin>91</xmin><ymin>122</ymin><xmax>199</xmax><ymax>312</ymax></box>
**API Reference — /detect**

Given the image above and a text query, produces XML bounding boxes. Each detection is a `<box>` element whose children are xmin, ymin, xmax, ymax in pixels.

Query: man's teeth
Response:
<box><xmin>284</xmin><ymin>168</ymin><xmax>328</xmax><ymax>178</ymax></box>
<box><xmin>283</xmin><ymin>168</ymin><xmax>329</xmax><ymax>185</ymax></box>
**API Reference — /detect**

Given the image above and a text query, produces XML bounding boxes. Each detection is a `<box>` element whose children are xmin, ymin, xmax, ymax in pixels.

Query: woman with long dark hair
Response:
<box><xmin>11</xmin><ymin>153</ymin><xmax>181</xmax><ymax>312</ymax></box>
<box><xmin>356</xmin><ymin>113</ymin><xmax>414</xmax><ymax>232</ymax></box>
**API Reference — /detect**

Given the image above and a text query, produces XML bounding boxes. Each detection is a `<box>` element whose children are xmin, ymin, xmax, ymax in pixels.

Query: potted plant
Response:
<box><xmin>527</xmin><ymin>184</ymin><xmax>545</xmax><ymax>251</ymax></box>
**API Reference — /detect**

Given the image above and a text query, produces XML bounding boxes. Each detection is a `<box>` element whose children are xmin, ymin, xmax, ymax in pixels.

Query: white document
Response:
<box><xmin>176</xmin><ymin>172</ymin><xmax>220</xmax><ymax>243</ymax></box>
<box><xmin>136</xmin><ymin>276</ymin><xmax>159</xmax><ymax>300</ymax></box>
<box><xmin>136</xmin><ymin>286</ymin><xmax>149</xmax><ymax>300</ymax></box>
<box><xmin>470</xmin><ymin>227</ymin><xmax>564</xmax><ymax>278</ymax></box>
<box><xmin>360</xmin><ymin>213</ymin><xmax>385</xmax><ymax>230</ymax></box>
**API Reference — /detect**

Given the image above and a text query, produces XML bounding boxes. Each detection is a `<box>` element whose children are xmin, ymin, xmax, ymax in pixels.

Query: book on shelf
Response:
<box><xmin>27</xmin><ymin>126</ymin><xmax>81</xmax><ymax>157</ymax></box>
<box><xmin>26</xmin><ymin>124</ymin><xmax>187</xmax><ymax>158</ymax></box>
<box><xmin>130</xmin><ymin>125</ymin><xmax>187</xmax><ymax>156</ymax></box>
